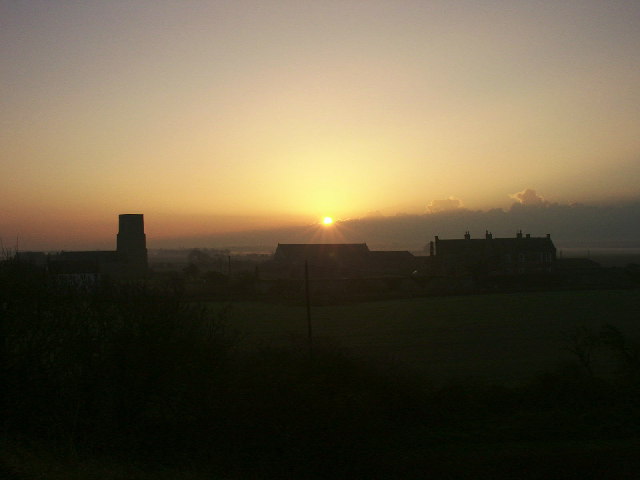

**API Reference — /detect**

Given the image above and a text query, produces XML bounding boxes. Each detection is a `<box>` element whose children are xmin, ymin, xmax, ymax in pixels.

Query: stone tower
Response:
<box><xmin>117</xmin><ymin>214</ymin><xmax>147</xmax><ymax>274</ymax></box>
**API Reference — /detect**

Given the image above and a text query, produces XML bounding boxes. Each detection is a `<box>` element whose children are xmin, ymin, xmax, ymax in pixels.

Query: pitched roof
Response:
<box><xmin>368</xmin><ymin>251</ymin><xmax>415</xmax><ymax>261</ymax></box>
<box><xmin>274</xmin><ymin>243</ymin><xmax>370</xmax><ymax>265</ymax></box>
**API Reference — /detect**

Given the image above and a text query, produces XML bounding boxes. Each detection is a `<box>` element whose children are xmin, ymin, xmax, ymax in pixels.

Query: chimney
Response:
<box><xmin>516</xmin><ymin>230</ymin><xmax>523</xmax><ymax>239</ymax></box>
<box><xmin>485</xmin><ymin>230</ymin><xmax>492</xmax><ymax>240</ymax></box>
<box><xmin>429</xmin><ymin>241</ymin><xmax>434</xmax><ymax>256</ymax></box>
<box><xmin>546</xmin><ymin>234</ymin><xmax>551</xmax><ymax>239</ymax></box>
<box><xmin>526</xmin><ymin>233</ymin><xmax>531</xmax><ymax>239</ymax></box>
<box><xmin>464</xmin><ymin>231</ymin><xmax>471</xmax><ymax>240</ymax></box>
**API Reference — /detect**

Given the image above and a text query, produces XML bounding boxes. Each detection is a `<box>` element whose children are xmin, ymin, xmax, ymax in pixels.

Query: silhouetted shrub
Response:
<box><xmin>1</xmin><ymin>262</ymin><xmax>238</xmax><ymax>451</ymax></box>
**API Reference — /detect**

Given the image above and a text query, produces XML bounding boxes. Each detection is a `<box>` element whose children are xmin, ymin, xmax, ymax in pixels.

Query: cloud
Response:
<box><xmin>364</xmin><ymin>210</ymin><xmax>385</xmax><ymax>218</ymax></box>
<box><xmin>427</xmin><ymin>197</ymin><xmax>463</xmax><ymax>213</ymax></box>
<box><xmin>510</xmin><ymin>188</ymin><xmax>547</xmax><ymax>206</ymax></box>
<box><xmin>152</xmin><ymin>199</ymin><xmax>640</xmax><ymax>251</ymax></box>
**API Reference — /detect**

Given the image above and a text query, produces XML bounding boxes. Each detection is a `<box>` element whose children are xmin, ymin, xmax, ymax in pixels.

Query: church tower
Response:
<box><xmin>117</xmin><ymin>214</ymin><xmax>147</xmax><ymax>273</ymax></box>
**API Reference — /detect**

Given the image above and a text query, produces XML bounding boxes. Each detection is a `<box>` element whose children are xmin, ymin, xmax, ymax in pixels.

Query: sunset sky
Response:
<box><xmin>2</xmin><ymin>1</ymin><xmax>639</xmax><ymax>250</ymax></box>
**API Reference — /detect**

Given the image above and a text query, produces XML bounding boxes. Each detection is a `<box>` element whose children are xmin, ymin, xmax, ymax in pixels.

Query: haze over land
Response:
<box><xmin>153</xmin><ymin>191</ymin><xmax>640</xmax><ymax>253</ymax></box>
<box><xmin>2</xmin><ymin>2</ymin><xmax>639</xmax><ymax>250</ymax></box>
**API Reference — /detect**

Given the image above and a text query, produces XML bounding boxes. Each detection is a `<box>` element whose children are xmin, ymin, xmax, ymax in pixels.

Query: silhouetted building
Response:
<box><xmin>14</xmin><ymin>251</ymin><xmax>47</xmax><ymax>267</ymax></box>
<box><xmin>117</xmin><ymin>214</ymin><xmax>148</xmax><ymax>274</ymax></box>
<box><xmin>15</xmin><ymin>214</ymin><xmax>148</xmax><ymax>281</ymax></box>
<box><xmin>275</xmin><ymin>243</ymin><xmax>369</xmax><ymax>264</ymax></box>
<box><xmin>269</xmin><ymin>243</ymin><xmax>417</xmax><ymax>278</ymax></box>
<box><xmin>368</xmin><ymin>250</ymin><xmax>418</xmax><ymax>275</ymax></box>
<box><xmin>427</xmin><ymin>231</ymin><xmax>556</xmax><ymax>276</ymax></box>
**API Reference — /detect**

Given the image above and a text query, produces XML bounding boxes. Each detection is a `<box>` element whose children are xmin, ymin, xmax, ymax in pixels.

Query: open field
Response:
<box><xmin>3</xmin><ymin>274</ymin><xmax>640</xmax><ymax>478</ymax></box>
<box><xmin>220</xmin><ymin>289</ymin><xmax>640</xmax><ymax>385</ymax></box>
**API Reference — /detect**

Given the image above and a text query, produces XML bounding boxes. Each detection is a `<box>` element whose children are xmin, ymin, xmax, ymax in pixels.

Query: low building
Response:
<box><xmin>267</xmin><ymin>243</ymin><xmax>418</xmax><ymax>279</ymax></box>
<box><xmin>427</xmin><ymin>230</ymin><xmax>556</xmax><ymax>276</ymax></box>
<box><xmin>15</xmin><ymin>214</ymin><xmax>148</xmax><ymax>281</ymax></box>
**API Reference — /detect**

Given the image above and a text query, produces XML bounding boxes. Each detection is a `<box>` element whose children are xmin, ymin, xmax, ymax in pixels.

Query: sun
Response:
<box><xmin>323</xmin><ymin>216</ymin><xmax>333</xmax><ymax>225</ymax></box>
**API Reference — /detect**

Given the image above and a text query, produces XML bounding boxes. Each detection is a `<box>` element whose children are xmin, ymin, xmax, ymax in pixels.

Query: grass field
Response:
<box><xmin>220</xmin><ymin>289</ymin><xmax>640</xmax><ymax>385</ymax></box>
<box><xmin>3</xmin><ymin>281</ymin><xmax>640</xmax><ymax>478</ymax></box>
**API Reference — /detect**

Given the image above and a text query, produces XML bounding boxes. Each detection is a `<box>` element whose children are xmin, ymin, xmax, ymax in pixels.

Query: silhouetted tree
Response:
<box><xmin>183</xmin><ymin>262</ymin><xmax>200</xmax><ymax>278</ymax></box>
<box><xmin>561</xmin><ymin>326</ymin><xmax>599</xmax><ymax>378</ymax></box>
<box><xmin>188</xmin><ymin>248</ymin><xmax>212</xmax><ymax>266</ymax></box>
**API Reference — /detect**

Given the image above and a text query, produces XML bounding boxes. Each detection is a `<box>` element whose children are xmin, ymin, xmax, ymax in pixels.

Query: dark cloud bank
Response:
<box><xmin>158</xmin><ymin>199</ymin><xmax>640</xmax><ymax>253</ymax></box>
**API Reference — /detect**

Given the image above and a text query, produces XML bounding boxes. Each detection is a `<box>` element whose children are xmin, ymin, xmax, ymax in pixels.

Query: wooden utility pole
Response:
<box><xmin>305</xmin><ymin>260</ymin><xmax>313</xmax><ymax>360</ymax></box>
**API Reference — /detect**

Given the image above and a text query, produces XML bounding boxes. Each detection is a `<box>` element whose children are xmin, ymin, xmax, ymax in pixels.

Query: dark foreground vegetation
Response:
<box><xmin>3</xmin><ymin>260</ymin><xmax>640</xmax><ymax>478</ymax></box>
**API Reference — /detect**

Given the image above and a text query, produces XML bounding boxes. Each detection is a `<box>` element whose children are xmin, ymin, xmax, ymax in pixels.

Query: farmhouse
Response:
<box><xmin>268</xmin><ymin>243</ymin><xmax>418</xmax><ymax>278</ymax></box>
<box><xmin>427</xmin><ymin>231</ymin><xmax>556</xmax><ymax>276</ymax></box>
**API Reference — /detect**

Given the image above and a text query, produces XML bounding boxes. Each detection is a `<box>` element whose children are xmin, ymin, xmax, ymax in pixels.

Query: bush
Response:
<box><xmin>1</xmin><ymin>263</ymin><xmax>238</xmax><ymax>453</ymax></box>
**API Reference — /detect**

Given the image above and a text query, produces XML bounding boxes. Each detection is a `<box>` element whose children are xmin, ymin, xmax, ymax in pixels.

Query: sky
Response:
<box><xmin>2</xmin><ymin>1</ymin><xmax>640</xmax><ymax>250</ymax></box>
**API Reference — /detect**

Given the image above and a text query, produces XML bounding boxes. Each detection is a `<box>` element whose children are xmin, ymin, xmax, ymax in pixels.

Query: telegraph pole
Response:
<box><xmin>305</xmin><ymin>260</ymin><xmax>313</xmax><ymax>360</ymax></box>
